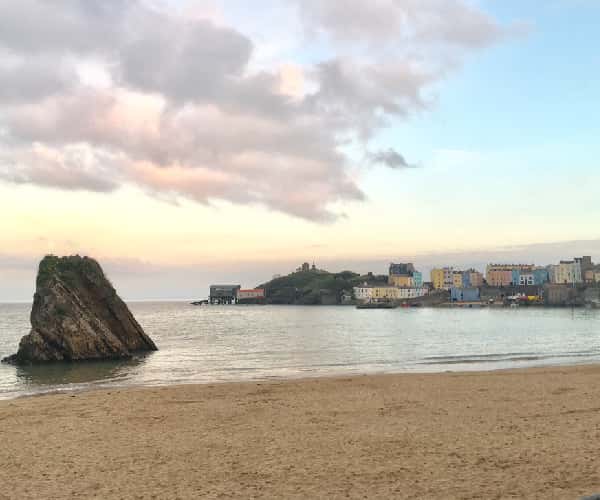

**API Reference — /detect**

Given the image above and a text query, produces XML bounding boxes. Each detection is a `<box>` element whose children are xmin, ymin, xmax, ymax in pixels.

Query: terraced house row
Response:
<box><xmin>430</xmin><ymin>256</ymin><xmax>599</xmax><ymax>290</ymax></box>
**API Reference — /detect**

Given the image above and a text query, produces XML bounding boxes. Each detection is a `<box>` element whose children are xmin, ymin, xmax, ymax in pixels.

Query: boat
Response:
<box><xmin>190</xmin><ymin>300</ymin><xmax>209</xmax><ymax>306</ymax></box>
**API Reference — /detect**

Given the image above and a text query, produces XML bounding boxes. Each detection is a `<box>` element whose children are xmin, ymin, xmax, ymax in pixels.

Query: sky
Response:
<box><xmin>1</xmin><ymin>0</ymin><xmax>599</xmax><ymax>301</ymax></box>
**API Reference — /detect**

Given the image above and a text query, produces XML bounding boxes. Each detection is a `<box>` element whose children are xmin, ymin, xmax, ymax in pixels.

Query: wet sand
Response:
<box><xmin>1</xmin><ymin>365</ymin><xmax>600</xmax><ymax>499</ymax></box>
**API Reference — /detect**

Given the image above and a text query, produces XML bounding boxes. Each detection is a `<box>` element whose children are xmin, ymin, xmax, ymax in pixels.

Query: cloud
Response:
<box><xmin>0</xmin><ymin>0</ymin><xmax>515</xmax><ymax>221</ymax></box>
<box><xmin>367</xmin><ymin>149</ymin><xmax>418</xmax><ymax>169</ymax></box>
<box><xmin>0</xmin><ymin>57</ymin><xmax>75</xmax><ymax>103</ymax></box>
<box><xmin>0</xmin><ymin>143</ymin><xmax>120</xmax><ymax>192</ymax></box>
<box><xmin>294</xmin><ymin>0</ymin><xmax>512</xmax><ymax>48</ymax></box>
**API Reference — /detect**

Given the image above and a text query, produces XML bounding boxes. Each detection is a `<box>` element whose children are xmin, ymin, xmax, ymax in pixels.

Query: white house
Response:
<box><xmin>551</xmin><ymin>260</ymin><xmax>582</xmax><ymax>284</ymax></box>
<box><xmin>353</xmin><ymin>285</ymin><xmax>428</xmax><ymax>302</ymax></box>
<box><xmin>397</xmin><ymin>287</ymin><xmax>429</xmax><ymax>299</ymax></box>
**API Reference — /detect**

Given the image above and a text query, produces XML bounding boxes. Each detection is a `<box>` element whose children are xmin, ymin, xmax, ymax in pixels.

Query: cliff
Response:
<box><xmin>2</xmin><ymin>255</ymin><xmax>157</xmax><ymax>364</ymax></box>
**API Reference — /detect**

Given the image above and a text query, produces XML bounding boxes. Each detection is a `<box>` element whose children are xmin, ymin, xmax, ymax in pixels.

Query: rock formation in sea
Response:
<box><xmin>2</xmin><ymin>255</ymin><xmax>157</xmax><ymax>364</ymax></box>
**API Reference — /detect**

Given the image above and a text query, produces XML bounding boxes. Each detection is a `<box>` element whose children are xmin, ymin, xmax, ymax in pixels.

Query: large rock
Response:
<box><xmin>2</xmin><ymin>255</ymin><xmax>157</xmax><ymax>364</ymax></box>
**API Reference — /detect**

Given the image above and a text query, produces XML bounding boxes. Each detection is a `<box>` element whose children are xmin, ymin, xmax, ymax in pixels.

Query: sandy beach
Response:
<box><xmin>1</xmin><ymin>366</ymin><xmax>599</xmax><ymax>499</ymax></box>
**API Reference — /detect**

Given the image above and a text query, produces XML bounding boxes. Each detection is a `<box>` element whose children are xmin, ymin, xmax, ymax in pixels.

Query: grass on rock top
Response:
<box><xmin>36</xmin><ymin>255</ymin><xmax>111</xmax><ymax>291</ymax></box>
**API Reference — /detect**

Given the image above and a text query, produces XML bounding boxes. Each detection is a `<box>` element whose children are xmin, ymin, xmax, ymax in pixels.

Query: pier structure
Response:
<box><xmin>209</xmin><ymin>285</ymin><xmax>241</xmax><ymax>305</ymax></box>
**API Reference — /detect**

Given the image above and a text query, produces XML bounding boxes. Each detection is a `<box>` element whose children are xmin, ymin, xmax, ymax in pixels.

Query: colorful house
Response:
<box><xmin>468</xmin><ymin>270</ymin><xmax>484</xmax><ymax>287</ymax></box>
<box><xmin>388</xmin><ymin>263</ymin><xmax>422</xmax><ymax>288</ymax></box>
<box><xmin>397</xmin><ymin>287</ymin><xmax>429</xmax><ymax>299</ymax></box>
<box><xmin>448</xmin><ymin>269</ymin><xmax>484</xmax><ymax>288</ymax></box>
<box><xmin>412</xmin><ymin>271</ymin><xmax>423</xmax><ymax>287</ymax></box>
<box><xmin>431</xmin><ymin>267</ymin><xmax>454</xmax><ymax>290</ymax></box>
<box><xmin>353</xmin><ymin>285</ymin><xmax>428</xmax><ymax>302</ymax></box>
<box><xmin>237</xmin><ymin>289</ymin><xmax>266</xmax><ymax>301</ymax></box>
<box><xmin>370</xmin><ymin>286</ymin><xmax>400</xmax><ymax>301</ymax></box>
<box><xmin>487</xmin><ymin>264</ymin><xmax>533</xmax><ymax>287</ymax></box>
<box><xmin>550</xmin><ymin>260</ymin><xmax>583</xmax><ymax>284</ymax></box>
<box><xmin>389</xmin><ymin>275</ymin><xmax>413</xmax><ymax>287</ymax></box>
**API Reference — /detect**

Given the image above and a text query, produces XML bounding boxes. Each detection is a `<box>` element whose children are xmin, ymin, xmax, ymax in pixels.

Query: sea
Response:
<box><xmin>1</xmin><ymin>302</ymin><xmax>600</xmax><ymax>400</ymax></box>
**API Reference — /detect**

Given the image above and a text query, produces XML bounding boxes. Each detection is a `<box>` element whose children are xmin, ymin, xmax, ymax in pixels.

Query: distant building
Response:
<box><xmin>389</xmin><ymin>263</ymin><xmax>415</xmax><ymax>275</ymax></box>
<box><xmin>450</xmin><ymin>269</ymin><xmax>484</xmax><ymax>288</ymax></box>
<box><xmin>450</xmin><ymin>287</ymin><xmax>481</xmax><ymax>302</ymax></box>
<box><xmin>550</xmin><ymin>260</ymin><xmax>582</xmax><ymax>285</ymax></box>
<box><xmin>412</xmin><ymin>271</ymin><xmax>423</xmax><ymax>288</ymax></box>
<box><xmin>468</xmin><ymin>270</ymin><xmax>484</xmax><ymax>287</ymax></box>
<box><xmin>548</xmin><ymin>257</ymin><xmax>593</xmax><ymax>285</ymax></box>
<box><xmin>451</xmin><ymin>271</ymin><xmax>460</xmax><ymax>288</ymax></box>
<box><xmin>341</xmin><ymin>291</ymin><xmax>354</xmax><ymax>305</ymax></box>
<box><xmin>237</xmin><ymin>289</ymin><xmax>265</xmax><ymax>301</ymax></box>
<box><xmin>532</xmin><ymin>267</ymin><xmax>550</xmax><ymax>286</ymax></box>
<box><xmin>353</xmin><ymin>284</ymin><xmax>428</xmax><ymax>302</ymax></box>
<box><xmin>507</xmin><ymin>267</ymin><xmax>549</xmax><ymax>286</ymax></box>
<box><xmin>397</xmin><ymin>287</ymin><xmax>429</xmax><ymax>300</ymax></box>
<box><xmin>209</xmin><ymin>285</ymin><xmax>241</xmax><ymax>304</ymax></box>
<box><xmin>431</xmin><ymin>267</ymin><xmax>454</xmax><ymax>290</ymax></box>
<box><xmin>544</xmin><ymin>284</ymin><xmax>578</xmax><ymax>306</ymax></box>
<box><xmin>576</xmin><ymin>256</ymin><xmax>594</xmax><ymax>276</ymax></box>
<box><xmin>389</xmin><ymin>275</ymin><xmax>413</xmax><ymax>287</ymax></box>
<box><xmin>370</xmin><ymin>285</ymin><xmax>401</xmax><ymax>301</ymax></box>
<box><xmin>515</xmin><ymin>270</ymin><xmax>534</xmax><ymax>286</ymax></box>
<box><xmin>354</xmin><ymin>285</ymin><xmax>373</xmax><ymax>302</ymax></box>
<box><xmin>388</xmin><ymin>263</ymin><xmax>422</xmax><ymax>287</ymax></box>
<box><xmin>584</xmin><ymin>266</ymin><xmax>600</xmax><ymax>283</ymax></box>
<box><xmin>486</xmin><ymin>264</ymin><xmax>534</xmax><ymax>287</ymax></box>
<box><xmin>487</xmin><ymin>269</ymin><xmax>512</xmax><ymax>287</ymax></box>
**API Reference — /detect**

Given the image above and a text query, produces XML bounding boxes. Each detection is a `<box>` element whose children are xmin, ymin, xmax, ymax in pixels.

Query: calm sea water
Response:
<box><xmin>1</xmin><ymin>302</ymin><xmax>599</xmax><ymax>400</ymax></box>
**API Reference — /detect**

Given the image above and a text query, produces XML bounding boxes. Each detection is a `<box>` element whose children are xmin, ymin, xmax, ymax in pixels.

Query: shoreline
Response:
<box><xmin>3</xmin><ymin>357</ymin><xmax>600</xmax><ymax>403</ymax></box>
<box><xmin>2</xmin><ymin>364</ymin><xmax>600</xmax><ymax>498</ymax></box>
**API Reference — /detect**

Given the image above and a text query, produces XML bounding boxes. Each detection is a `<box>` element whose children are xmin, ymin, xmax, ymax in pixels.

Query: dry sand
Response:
<box><xmin>1</xmin><ymin>365</ymin><xmax>600</xmax><ymax>499</ymax></box>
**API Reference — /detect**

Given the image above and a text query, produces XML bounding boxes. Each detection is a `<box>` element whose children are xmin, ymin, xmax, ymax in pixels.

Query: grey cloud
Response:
<box><xmin>0</xmin><ymin>59</ymin><xmax>75</xmax><ymax>103</ymax></box>
<box><xmin>367</xmin><ymin>149</ymin><xmax>417</xmax><ymax>169</ymax></box>
<box><xmin>295</xmin><ymin>0</ymin><xmax>511</xmax><ymax>48</ymax></box>
<box><xmin>305</xmin><ymin>59</ymin><xmax>433</xmax><ymax>141</ymax></box>
<box><xmin>0</xmin><ymin>144</ymin><xmax>120</xmax><ymax>192</ymax></box>
<box><xmin>116</xmin><ymin>15</ymin><xmax>255</xmax><ymax>106</ymax></box>
<box><xmin>0</xmin><ymin>0</ymin><xmax>131</xmax><ymax>54</ymax></box>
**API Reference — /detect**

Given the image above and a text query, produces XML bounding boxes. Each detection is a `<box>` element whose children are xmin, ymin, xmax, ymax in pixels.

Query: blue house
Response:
<box><xmin>412</xmin><ymin>271</ymin><xmax>423</xmax><ymax>287</ymax></box>
<box><xmin>451</xmin><ymin>287</ymin><xmax>480</xmax><ymax>302</ymax></box>
<box><xmin>533</xmin><ymin>268</ymin><xmax>549</xmax><ymax>285</ymax></box>
<box><xmin>461</xmin><ymin>271</ymin><xmax>472</xmax><ymax>288</ymax></box>
<box><xmin>511</xmin><ymin>269</ymin><xmax>521</xmax><ymax>286</ymax></box>
<box><xmin>511</xmin><ymin>268</ymin><xmax>549</xmax><ymax>286</ymax></box>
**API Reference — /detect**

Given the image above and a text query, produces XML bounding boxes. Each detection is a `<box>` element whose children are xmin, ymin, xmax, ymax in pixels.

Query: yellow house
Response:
<box><xmin>431</xmin><ymin>268</ymin><xmax>446</xmax><ymax>290</ymax></box>
<box><xmin>389</xmin><ymin>275</ymin><xmax>413</xmax><ymax>287</ymax></box>
<box><xmin>370</xmin><ymin>286</ymin><xmax>400</xmax><ymax>300</ymax></box>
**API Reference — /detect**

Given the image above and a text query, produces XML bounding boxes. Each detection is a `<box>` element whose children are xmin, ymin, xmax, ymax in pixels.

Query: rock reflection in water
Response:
<box><xmin>15</xmin><ymin>354</ymin><xmax>151</xmax><ymax>387</ymax></box>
